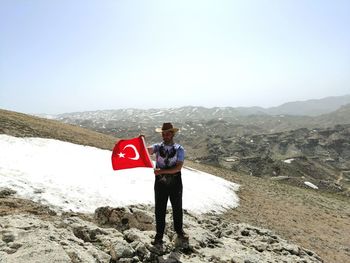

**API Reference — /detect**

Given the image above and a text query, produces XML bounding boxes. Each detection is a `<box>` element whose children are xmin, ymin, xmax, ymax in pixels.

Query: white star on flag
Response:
<box><xmin>118</xmin><ymin>152</ymin><xmax>125</xmax><ymax>158</ymax></box>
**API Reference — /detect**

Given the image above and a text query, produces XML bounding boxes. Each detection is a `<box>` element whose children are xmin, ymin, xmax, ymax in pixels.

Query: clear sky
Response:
<box><xmin>1</xmin><ymin>0</ymin><xmax>349</xmax><ymax>114</ymax></box>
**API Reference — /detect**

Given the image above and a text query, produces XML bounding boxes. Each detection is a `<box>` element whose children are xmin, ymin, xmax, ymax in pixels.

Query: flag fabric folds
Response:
<box><xmin>112</xmin><ymin>136</ymin><xmax>153</xmax><ymax>170</ymax></box>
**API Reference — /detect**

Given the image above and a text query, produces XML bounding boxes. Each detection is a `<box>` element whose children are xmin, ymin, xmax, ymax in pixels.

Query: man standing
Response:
<box><xmin>147</xmin><ymin>122</ymin><xmax>188</xmax><ymax>246</ymax></box>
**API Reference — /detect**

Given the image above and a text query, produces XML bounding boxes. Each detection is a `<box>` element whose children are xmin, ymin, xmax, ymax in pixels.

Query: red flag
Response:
<box><xmin>112</xmin><ymin>136</ymin><xmax>153</xmax><ymax>170</ymax></box>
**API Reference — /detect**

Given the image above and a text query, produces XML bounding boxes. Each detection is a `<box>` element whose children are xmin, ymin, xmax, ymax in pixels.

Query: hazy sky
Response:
<box><xmin>1</xmin><ymin>0</ymin><xmax>349</xmax><ymax>114</ymax></box>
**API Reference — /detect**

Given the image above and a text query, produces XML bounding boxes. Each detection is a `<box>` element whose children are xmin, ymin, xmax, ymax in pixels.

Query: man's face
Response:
<box><xmin>162</xmin><ymin>131</ymin><xmax>174</xmax><ymax>144</ymax></box>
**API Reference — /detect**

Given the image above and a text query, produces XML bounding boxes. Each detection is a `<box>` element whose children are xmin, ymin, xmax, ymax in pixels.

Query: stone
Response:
<box><xmin>0</xmin><ymin>188</ymin><xmax>16</xmax><ymax>198</ymax></box>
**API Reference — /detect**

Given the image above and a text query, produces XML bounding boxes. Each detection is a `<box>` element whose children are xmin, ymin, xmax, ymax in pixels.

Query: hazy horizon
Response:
<box><xmin>2</xmin><ymin>93</ymin><xmax>350</xmax><ymax>116</ymax></box>
<box><xmin>1</xmin><ymin>1</ymin><xmax>349</xmax><ymax>115</ymax></box>
<box><xmin>31</xmin><ymin>93</ymin><xmax>348</xmax><ymax>116</ymax></box>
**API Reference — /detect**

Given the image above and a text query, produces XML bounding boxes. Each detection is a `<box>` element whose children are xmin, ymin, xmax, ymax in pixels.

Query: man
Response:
<box><xmin>147</xmin><ymin>122</ymin><xmax>188</xmax><ymax>246</ymax></box>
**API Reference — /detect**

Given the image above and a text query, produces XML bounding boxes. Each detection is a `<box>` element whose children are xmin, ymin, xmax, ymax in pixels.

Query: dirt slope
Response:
<box><xmin>0</xmin><ymin>109</ymin><xmax>117</xmax><ymax>150</ymax></box>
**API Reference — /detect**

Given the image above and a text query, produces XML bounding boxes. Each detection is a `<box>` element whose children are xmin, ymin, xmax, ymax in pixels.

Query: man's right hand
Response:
<box><xmin>154</xmin><ymin>168</ymin><xmax>162</xmax><ymax>176</ymax></box>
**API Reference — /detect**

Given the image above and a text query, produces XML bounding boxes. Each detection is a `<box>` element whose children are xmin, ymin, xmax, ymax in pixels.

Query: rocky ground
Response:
<box><xmin>1</xmin><ymin>189</ymin><xmax>323</xmax><ymax>263</ymax></box>
<box><xmin>199</xmin><ymin>124</ymin><xmax>350</xmax><ymax>197</ymax></box>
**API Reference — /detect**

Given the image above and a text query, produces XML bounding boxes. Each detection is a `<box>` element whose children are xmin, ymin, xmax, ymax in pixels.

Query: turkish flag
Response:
<box><xmin>111</xmin><ymin>136</ymin><xmax>153</xmax><ymax>170</ymax></box>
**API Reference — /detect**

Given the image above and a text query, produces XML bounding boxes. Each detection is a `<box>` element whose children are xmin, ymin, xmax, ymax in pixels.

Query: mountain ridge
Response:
<box><xmin>265</xmin><ymin>94</ymin><xmax>350</xmax><ymax>116</ymax></box>
<box><xmin>38</xmin><ymin>94</ymin><xmax>350</xmax><ymax>118</ymax></box>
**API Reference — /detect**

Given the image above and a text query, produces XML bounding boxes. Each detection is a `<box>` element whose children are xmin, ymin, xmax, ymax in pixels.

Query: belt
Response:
<box><xmin>159</xmin><ymin>172</ymin><xmax>180</xmax><ymax>178</ymax></box>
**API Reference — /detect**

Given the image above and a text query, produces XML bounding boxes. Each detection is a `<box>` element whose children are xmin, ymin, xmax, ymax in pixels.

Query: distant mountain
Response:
<box><xmin>48</xmin><ymin>95</ymin><xmax>350</xmax><ymax>126</ymax></box>
<box><xmin>49</xmin><ymin>97</ymin><xmax>350</xmax><ymax>139</ymax></box>
<box><xmin>54</xmin><ymin>106</ymin><xmax>242</xmax><ymax>123</ymax></box>
<box><xmin>315</xmin><ymin>103</ymin><xmax>350</xmax><ymax>124</ymax></box>
<box><xmin>265</xmin><ymin>94</ymin><xmax>350</xmax><ymax>116</ymax></box>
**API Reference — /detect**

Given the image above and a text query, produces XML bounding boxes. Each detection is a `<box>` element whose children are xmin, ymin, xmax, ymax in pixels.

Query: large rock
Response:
<box><xmin>0</xmin><ymin>188</ymin><xmax>16</xmax><ymax>198</ymax></box>
<box><xmin>0</xmin><ymin>215</ymin><xmax>110</xmax><ymax>263</ymax></box>
<box><xmin>94</xmin><ymin>205</ymin><xmax>154</xmax><ymax>231</ymax></box>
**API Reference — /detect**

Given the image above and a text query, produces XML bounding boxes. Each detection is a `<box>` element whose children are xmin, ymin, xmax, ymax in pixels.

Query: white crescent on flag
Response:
<box><xmin>123</xmin><ymin>144</ymin><xmax>140</xmax><ymax>160</ymax></box>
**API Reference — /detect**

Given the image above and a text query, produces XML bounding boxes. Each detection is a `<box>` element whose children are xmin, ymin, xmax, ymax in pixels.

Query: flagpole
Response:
<box><xmin>140</xmin><ymin>135</ymin><xmax>154</xmax><ymax>169</ymax></box>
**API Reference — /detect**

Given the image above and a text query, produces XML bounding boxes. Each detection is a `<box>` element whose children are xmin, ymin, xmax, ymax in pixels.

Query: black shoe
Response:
<box><xmin>151</xmin><ymin>234</ymin><xmax>163</xmax><ymax>246</ymax></box>
<box><xmin>177</xmin><ymin>231</ymin><xmax>189</xmax><ymax>241</ymax></box>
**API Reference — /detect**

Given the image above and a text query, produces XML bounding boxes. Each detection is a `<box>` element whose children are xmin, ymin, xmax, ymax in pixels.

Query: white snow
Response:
<box><xmin>0</xmin><ymin>135</ymin><xmax>239</xmax><ymax>214</ymax></box>
<box><xmin>304</xmin><ymin>181</ymin><xmax>318</xmax><ymax>190</ymax></box>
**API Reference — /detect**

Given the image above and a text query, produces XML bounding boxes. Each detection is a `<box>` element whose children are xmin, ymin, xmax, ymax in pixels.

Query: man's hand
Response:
<box><xmin>154</xmin><ymin>168</ymin><xmax>162</xmax><ymax>176</ymax></box>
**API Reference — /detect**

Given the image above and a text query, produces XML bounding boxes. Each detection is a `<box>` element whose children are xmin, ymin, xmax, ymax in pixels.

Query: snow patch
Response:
<box><xmin>0</xmin><ymin>135</ymin><xmax>239</xmax><ymax>214</ymax></box>
<box><xmin>304</xmin><ymin>181</ymin><xmax>318</xmax><ymax>189</ymax></box>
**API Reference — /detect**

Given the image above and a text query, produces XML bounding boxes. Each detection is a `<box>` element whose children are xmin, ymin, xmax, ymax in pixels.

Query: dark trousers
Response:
<box><xmin>154</xmin><ymin>173</ymin><xmax>183</xmax><ymax>237</ymax></box>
